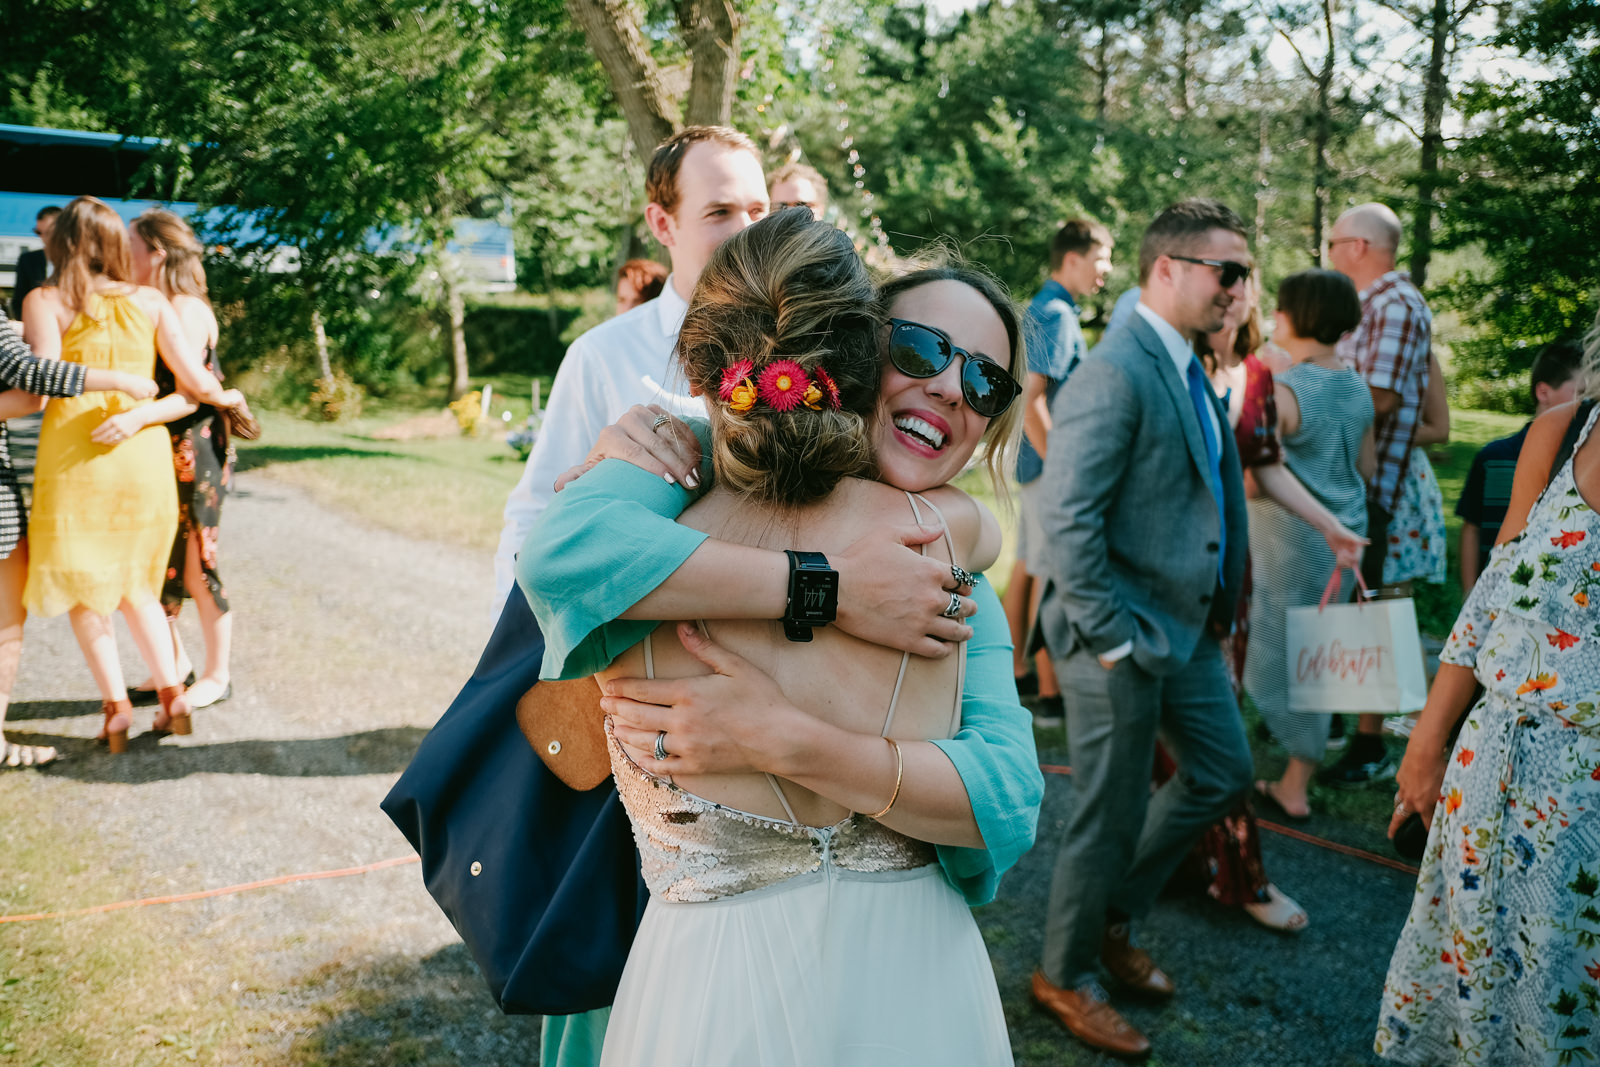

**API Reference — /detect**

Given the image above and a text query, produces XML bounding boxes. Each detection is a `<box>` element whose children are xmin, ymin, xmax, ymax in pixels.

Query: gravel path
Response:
<box><xmin>9</xmin><ymin>469</ymin><xmax>541</xmax><ymax>1062</ymax></box>
<box><xmin>10</xmin><ymin>468</ymin><xmax>1415</xmax><ymax>1065</ymax></box>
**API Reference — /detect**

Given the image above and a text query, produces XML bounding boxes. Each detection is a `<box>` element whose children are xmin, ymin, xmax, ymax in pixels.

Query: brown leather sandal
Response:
<box><xmin>153</xmin><ymin>684</ymin><xmax>191</xmax><ymax>736</ymax></box>
<box><xmin>98</xmin><ymin>698</ymin><xmax>132</xmax><ymax>754</ymax></box>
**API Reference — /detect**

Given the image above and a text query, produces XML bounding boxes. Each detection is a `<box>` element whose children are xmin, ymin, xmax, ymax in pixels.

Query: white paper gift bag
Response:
<box><xmin>1285</xmin><ymin>572</ymin><xmax>1428</xmax><ymax>714</ymax></box>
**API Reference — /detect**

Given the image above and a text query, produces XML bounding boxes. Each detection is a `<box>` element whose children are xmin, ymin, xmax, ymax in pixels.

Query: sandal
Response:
<box><xmin>1253</xmin><ymin>780</ymin><xmax>1311</xmax><ymax>822</ymax></box>
<box><xmin>150</xmin><ymin>685</ymin><xmax>192</xmax><ymax>736</ymax></box>
<box><xmin>1</xmin><ymin>739</ymin><xmax>60</xmax><ymax>768</ymax></box>
<box><xmin>97</xmin><ymin>698</ymin><xmax>133</xmax><ymax>754</ymax></box>
<box><xmin>129</xmin><ymin>670</ymin><xmax>196</xmax><ymax>707</ymax></box>
<box><xmin>1243</xmin><ymin>883</ymin><xmax>1309</xmax><ymax>933</ymax></box>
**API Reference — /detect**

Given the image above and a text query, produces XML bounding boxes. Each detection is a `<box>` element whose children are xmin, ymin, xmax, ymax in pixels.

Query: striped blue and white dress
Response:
<box><xmin>0</xmin><ymin>309</ymin><xmax>87</xmax><ymax>559</ymax></box>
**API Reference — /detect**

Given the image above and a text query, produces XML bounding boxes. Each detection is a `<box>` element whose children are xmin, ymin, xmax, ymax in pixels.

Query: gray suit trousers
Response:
<box><xmin>1040</xmin><ymin>635</ymin><xmax>1253</xmax><ymax>990</ymax></box>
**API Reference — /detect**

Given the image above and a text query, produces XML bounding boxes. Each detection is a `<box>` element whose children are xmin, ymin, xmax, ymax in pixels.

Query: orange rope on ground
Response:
<box><xmin>1038</xmin><ymin>761</ymin><xmax>1420</xmax><ymax>877</ymax></box>
<box><xmin>0</xmin><ymin>854</ymin><xmax>419</xmax><ymax>924</ymax></box>
<box><xmin>1</xmin><ymin>764</ymin><xmax>1420</xmax><ymax>925</ymax></box>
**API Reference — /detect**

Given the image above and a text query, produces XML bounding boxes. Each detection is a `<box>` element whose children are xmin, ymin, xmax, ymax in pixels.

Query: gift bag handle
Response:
<box><xmin>1317</xmin><ymin>566</ymin><xmax>1372</xmax><ymax>612</ymax></box>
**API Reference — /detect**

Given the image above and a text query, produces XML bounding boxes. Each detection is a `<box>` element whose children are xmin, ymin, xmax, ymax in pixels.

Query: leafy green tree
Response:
<box><xmin>1439</xmin><ymin>0</ymin><xmax>1600</xmax><ymax>411</ymax></box>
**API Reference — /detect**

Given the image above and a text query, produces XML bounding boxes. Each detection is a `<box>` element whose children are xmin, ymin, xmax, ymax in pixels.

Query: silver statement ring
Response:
<box><xmin>654</xmin><ymin>730</ymin><xmax>670</xmax><ymax>761</ymax></box>
<box><xmin>941</xmin><ymin>592</ymin><xmax>964</xmax><ymax>619</ymax></box>
<box><xmin>1394</xmin><ymin>800</ymin><xmax>1408</xmax><ymax>816</ymax></box>
<box><xmin>652</xmin><ymin>413</ymin><xmax>672</xmax><ymax>433</ymax></box>
<box><xmin>950</xmin><ymin>564</ymin><xmax>978</xmax><ymax>589</ymax></box>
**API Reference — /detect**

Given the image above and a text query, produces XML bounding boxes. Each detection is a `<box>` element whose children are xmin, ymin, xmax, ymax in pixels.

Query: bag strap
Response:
<box><xmin>1549</xmin><ymin>397</ymin><xmax>1597</xmax><ymax>486</ymax></box>
<box><xmin>1317</xmin><ymin>566</ymin><xmax>1371</xmax><ymax>612</ymax></box>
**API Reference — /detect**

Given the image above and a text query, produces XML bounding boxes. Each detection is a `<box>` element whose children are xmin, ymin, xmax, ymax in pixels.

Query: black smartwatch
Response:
<box><xmin>782</xmin><ymin>550</ymin><xmax>838</xmax><ymax>642</ymax></box>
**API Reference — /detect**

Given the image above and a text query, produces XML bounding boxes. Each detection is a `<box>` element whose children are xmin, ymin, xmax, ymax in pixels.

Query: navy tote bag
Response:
<box><xmin>381</xmin><ymin>588</ymin><xmax>648</xmax><ymax>1015</ymax></box>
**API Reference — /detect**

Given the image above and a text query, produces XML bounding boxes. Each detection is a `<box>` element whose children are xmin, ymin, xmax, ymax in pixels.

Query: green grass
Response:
<box><xmin>1409</xmin><ymin>407</ymin><xmax>1527</xmax><ymax>637</ymax></box>
<box><xmin>0</xmin><ymin>784</ymin><xmax>256</xmax><ymax>1064</ymax></box>
<box><xmin>235</xmin><ymin>373</ymin><xmax>552</xmax><ymax>553</ymax></box>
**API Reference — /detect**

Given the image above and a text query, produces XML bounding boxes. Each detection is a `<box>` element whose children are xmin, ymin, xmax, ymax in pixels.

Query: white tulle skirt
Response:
<box><xmin>598</xmin><ymin>864</ymin><xmax>1014</xmax><ymax>1066</ymax></box>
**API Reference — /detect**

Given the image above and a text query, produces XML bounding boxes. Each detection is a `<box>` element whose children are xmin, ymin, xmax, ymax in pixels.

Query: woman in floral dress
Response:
<box><xmin>1376</xmin><ymin>391</ymin><xmax>1600</xmax><ymax>1065</ymax></box>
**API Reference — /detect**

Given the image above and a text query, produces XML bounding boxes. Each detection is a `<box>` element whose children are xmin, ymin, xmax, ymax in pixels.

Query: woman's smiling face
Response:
<box><xmin>873</xmin><ymin>279</ymin><xmax>1010</xmax><ymax>493</ymax></box>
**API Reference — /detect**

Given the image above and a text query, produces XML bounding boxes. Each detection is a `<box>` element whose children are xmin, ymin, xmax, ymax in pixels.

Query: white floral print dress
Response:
<box><xmin>1375</xmin><ymin>406</ymin><xmax>1600</xmax><ymax>1066</ymax></box>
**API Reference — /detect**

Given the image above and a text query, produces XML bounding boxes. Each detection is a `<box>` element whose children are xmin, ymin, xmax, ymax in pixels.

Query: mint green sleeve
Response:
<box><xmin>930</xmin><ymin>580</ymin><xmax>1044</xmax><ymax>906</ymax></box>
<box><xmin>517</xmin><ymin>468</ymin><xmax>704</xmax><ymax>681</ymax></box>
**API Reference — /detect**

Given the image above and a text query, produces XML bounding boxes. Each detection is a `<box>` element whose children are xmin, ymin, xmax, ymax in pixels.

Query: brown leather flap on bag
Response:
<box><xmin>516</xmin><ymin>677</ymin><xmax>612</xmax><ymax>791</ymax></box>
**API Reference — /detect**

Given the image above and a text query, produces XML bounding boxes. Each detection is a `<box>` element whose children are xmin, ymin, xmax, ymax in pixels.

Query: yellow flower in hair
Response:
<box><xmin>802</xmin><ymin>383</ymin><xmax>824</xmax><ymax>410</ymax></box>
<box><xmin>729</xmin><ymin>379</ymin><xmax>758</xmax><ymax>413</ymax></box>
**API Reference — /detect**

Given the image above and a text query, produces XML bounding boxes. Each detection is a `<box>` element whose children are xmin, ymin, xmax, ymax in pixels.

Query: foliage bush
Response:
<box><xmin>462</xmin><ymin>298</ymin><xmax>600</xmax><ymax>377</ymax></box>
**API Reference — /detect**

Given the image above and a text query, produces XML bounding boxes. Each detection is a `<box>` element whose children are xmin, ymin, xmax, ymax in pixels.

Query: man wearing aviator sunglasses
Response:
<box><xmin>886</xmin><ymin>318</ymin><xmax>1021</xmax><ymax>419</ymax></box>
<box><xmin>1028</xmin><ymin>199</ymin><xmax>1255</xmax><ymax>1059</ymax></box>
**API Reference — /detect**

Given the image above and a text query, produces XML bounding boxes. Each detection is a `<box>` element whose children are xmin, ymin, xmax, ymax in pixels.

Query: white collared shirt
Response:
<box><xmin>1134</xmin><ymin>302</ymin><xmax>1221</xmax><ymax>447</ymax></box>
<box><xmin>494</xmin><ymin>277</ymin><xmax>707</xmax><ymax>604</ymax></box>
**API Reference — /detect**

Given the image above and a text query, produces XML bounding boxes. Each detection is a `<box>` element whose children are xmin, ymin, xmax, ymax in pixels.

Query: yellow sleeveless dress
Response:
<box><xmin>24</xmin><ymin>290</ymin><xmax>178</xmax><ymax>617</ymax></box>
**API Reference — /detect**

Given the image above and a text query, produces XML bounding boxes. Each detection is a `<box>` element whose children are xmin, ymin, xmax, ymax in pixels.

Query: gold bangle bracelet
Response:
<box><xmin>866</xmin><ymin>738</ymin><xmax>903</xmax><ymax>820</ymax></box>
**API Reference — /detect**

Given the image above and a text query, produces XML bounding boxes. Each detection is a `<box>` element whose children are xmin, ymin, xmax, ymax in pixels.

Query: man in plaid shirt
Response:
<box><xmin>1324</xmin><ymin>202</ymin><xmax>1432</xmax><ymax>785</ymax></box>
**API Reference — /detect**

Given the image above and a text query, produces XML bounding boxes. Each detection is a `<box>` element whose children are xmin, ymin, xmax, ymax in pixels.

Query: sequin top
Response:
<box><xmin>605</xmin><ymin>492</ymin><xmax>964</xmax><ymax>904</ymax></box>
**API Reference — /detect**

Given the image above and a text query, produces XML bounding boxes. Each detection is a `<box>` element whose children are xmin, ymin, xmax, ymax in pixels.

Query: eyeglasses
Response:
<box><xmin>887</xmin><ymin>319</ymin><xmax>1020</xmax><ymax>419</ymax></box>
<box><xmin>1325</xmin><ymin>236</ymin><xmax>1365</xmax><ymax>251</ymax></box>
<box><xmin>1168</xmin><ymin>255</ymin><xmax>1252</xmax><ymax>288</ymax></box>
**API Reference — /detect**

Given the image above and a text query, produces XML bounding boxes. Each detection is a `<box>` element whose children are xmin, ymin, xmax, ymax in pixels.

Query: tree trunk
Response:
<box><xmin>541</xmin><ymin>245</ymin><xmax>562</xmax><ymax>340</ymax></box>
<box><xmin>446</xmin><ymin>274</ymin><xmax>470</xmax><ymax>400</ymax></box>
<box><xmin>1256</xmin><ymin>99</ymin><xmax>1270</xmax><ymax>251</ymax></box>
<box><xmin>1310</xmin><ymin>0</ymin><xmax>1336</xmax><ymax>265</ymax></box>
<box><xmin>564</xmin><ymin>0</ymin><xmax>678</xmax><ymax>158</ymax></box>
<box><xmin>1177</xmin><ymin>7</ymin><xmax>1196</xmax><ymax>120</ymax></box>
<box><xmin>311</xmin><ymin>306</ymin><xmax>332</xmax><ymax>381</ymax></box>
<box><xmin>1410</xmin><ymin>0</ymin><xmax>1451</xmax><ymax>288</ymax></box>
<box><xmin>677</xmin><ymin>0</ymin><xmax>741</xmax><ymax>126</ymax></box>
<box><xmin>1094</xmin><ymin>24</ymin><xmax>1111</xmax><ymax>127</ymax></box>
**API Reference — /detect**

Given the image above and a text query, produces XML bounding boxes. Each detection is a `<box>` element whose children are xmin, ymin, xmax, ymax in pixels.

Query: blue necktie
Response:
<box><xmin>1185</xmin><ymin>358</ymin><xmax>1226</xmax><ymax>587</ymax></box>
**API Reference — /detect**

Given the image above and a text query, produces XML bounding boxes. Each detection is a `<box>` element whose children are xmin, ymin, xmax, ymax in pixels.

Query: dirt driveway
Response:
<box><xmin>5</xmin><ymin>466</ymin><xmax>1410</xmax><ymax>1065</ymax></box>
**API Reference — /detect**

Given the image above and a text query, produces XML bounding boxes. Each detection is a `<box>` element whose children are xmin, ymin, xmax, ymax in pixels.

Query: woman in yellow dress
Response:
<box><xmin>19</xmin><ymin>196</ymin><xmax>244</xmax><ymax>753</ymax></box>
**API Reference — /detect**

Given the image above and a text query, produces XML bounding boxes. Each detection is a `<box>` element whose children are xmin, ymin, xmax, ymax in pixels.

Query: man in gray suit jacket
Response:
<box><xmin>1029</xmin><ymin>199</ymin><xmax>1255</xmax><ymax>1059</ymax></box>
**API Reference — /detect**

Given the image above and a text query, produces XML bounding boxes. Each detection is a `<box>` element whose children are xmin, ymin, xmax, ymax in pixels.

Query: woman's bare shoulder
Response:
<box><xmin>919</xmin><ymin>485</ymin><xmax>1002</xmax><ymax>572</ymax></box>
<box><xmin>171</xmin><ymin>293</ymin><xmax>219</xmax><ymax>342</ymax></box>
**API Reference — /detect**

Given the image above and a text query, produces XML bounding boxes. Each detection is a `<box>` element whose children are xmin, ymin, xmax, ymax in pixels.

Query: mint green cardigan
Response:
<box><xmin>517</xmin><ymin>453</ymin><xmax>1042</xmax><ymax>907</ymax></box>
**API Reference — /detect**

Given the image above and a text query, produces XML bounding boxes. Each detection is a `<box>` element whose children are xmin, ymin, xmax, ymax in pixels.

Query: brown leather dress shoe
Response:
<box><xmin>1102</xmin><ymin>923</ymin><xmax>1176</xmax><ymax>998</ymax></box>
<box><xmin>1031</xmin><ymin>970</ymin><xmax>1151</xmax><ymax>1059</ymax></box>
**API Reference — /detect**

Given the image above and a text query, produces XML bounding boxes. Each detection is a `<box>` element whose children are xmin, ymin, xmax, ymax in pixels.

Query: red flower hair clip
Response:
<box><xmin>716</xmin><ymin>358</ymin><xmax>842</xmax><ymax>414</ymax></box>
<box><xmin>757</xmin><ymin>360</ymin><xmax>810</xmax><ymax>413</ymax></box>
<box><xmin>811</xmin><ymin>367</ymin><xmax>842</xmax><ymax>410</ymax></box>
<box><xmin>719</xmin><ymin>359</ymin><xmax>758</xmax><ymax>413</ymax></box>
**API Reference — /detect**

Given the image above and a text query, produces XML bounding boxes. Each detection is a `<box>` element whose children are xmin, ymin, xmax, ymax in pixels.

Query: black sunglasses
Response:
<box><xmin>1168</xmin><ymin>255</ymin><xmax>1252</xmax><ymax>288</ymax></box>
<box><xmin>887</xmin><ymin>319</ymin><xmax>1020</xmax><ymax>419</ymax></box>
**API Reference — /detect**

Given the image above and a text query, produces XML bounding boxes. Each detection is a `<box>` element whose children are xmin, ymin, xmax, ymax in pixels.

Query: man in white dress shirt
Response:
<box><xmin>493</xmin><ymin>126</ymin><xmax>769</xmax><ymax>604</ymax></box>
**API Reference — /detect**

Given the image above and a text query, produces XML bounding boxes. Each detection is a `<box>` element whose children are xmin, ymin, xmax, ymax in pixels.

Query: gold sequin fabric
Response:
<box><xmin>608</xmin><ymin>729</ymin><xmax>937</xmax><ymax>903</ymax></box>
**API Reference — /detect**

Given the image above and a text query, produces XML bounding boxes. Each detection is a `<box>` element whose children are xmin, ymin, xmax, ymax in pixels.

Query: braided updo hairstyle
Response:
<box><xmin>677</xmin><ymin>210</ymin><xmax>881</xmax><ymax>506</ymax></box>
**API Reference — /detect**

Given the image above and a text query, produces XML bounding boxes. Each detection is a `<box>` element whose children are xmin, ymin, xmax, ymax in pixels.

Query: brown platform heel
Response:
<box><xmin>98</xmin><ymin>698</ymin><xmax>132</xmax><ymax>754</ymax></box>
<box><xmin>154</xmin><ymin>684</ymin><xmax>191</xmax><ymax>736</ymax></box>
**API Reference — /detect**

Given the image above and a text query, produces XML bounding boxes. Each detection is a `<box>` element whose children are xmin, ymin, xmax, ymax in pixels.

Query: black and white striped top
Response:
<box><xmin>0</xmin><ymin>307</ymin><xmax>88</xmax><ymax>558</ymax></box>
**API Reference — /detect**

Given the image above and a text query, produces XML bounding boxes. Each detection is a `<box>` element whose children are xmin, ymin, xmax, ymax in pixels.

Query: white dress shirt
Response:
<box><xmin>1134</xmin><ymin>302</ymin><xmax>1221</xmax><ymax>446</ymax></box>
<box><xmin>494</xmin><ymin>278</ymin><xmax>706</xmax><ymax>605</ymax></box>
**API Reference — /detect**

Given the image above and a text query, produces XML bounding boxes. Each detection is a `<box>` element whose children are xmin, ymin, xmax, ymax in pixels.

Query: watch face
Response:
<box><xmin>792</xmin><ymin>570</ymin><xmax>837</xmax><ymax>624</ymax></box>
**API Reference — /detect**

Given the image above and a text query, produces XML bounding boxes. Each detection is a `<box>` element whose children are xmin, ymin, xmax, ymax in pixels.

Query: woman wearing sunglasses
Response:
<box><xmin>520</xmin><ymin>241</ymin><xmax>1039</xmax><ymax>1064</ymax></box>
